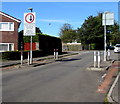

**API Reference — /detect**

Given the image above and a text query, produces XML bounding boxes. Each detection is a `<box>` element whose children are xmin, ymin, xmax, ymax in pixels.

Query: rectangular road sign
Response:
<box><xmin>24</xmin><ymin>12</ymin><xmax>36</xmax><ymax>36</ymax></box>
<box><xmin>102</xmin><ymin>12</ymin><xmax>114</xmax><ymax>26</ymax></box>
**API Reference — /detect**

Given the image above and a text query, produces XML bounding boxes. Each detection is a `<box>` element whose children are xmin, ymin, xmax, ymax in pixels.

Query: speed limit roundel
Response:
<box><xmin>25</xmin><ymin>13</ymin><xmax>35</xmax><ymax>23</ymax></box>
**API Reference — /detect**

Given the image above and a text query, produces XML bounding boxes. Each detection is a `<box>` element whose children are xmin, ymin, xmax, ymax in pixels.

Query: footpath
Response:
<box><xmin>0</xmin><ymin>51</ymin><xmax>79</xmax><ymax>70</ymax></box>
<box><xmin>97</xmin><ymin>61</ymin><xmax>120</xmax><ymax>103</ymax></box>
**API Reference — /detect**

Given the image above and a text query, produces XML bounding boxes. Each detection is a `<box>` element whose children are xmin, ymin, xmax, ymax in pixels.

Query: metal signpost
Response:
<box><xmin>102</xmin><ymin>12</ymin><xmax>114</xmax><ymax>61</ymax></box>
<box><xmin>24</xmin><ymin>11</ymin><xmax>36</xmax><ymax>64</ymax></box>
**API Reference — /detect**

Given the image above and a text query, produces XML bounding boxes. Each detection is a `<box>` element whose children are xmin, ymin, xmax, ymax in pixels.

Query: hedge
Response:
<box><xmin>1</xmin><ymin>50</ymin><xmax>49</xmax><ymax>60</ymax></box>
<box><xmin>19</xmin><ymin>33</ymin><xmax>62</xmax><ymax>55</ymax></box>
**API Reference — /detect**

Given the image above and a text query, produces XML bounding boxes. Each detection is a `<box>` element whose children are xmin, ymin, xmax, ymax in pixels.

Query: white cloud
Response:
<box><xmin>38</xmin><ymin>19</ymin><xmax>68</xmax><ymax>23</ymax></box>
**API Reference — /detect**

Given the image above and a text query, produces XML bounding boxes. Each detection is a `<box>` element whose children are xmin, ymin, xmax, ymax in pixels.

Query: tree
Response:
<box><xmin>36</xmin><ymin>27</ymin><xmax>42</xmax><ymax>34</ymax></box>
<box><xmin>108</xmin><ymin>23</ymin><xmax>120</xmax><ymax>45</ymax></box>
<box><xmin>77</xmin><ymin>13</ymin><xmax>119</xmax><ymax>50</ymax></box>
<box><xmin>59</xmin><ymin>23</ymin><xmax>78</xmax><ymax>43</ymax></box>
<box><xmin>78</xmin><ymin>14</ymin><xmax>103</xmax><ymax>43</ymax></box>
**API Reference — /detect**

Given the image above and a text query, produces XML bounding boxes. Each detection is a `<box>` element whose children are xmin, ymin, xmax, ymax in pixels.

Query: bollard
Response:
<box><xmin>104</xmin><ymin>50</ymin><xmax>107</xmax><ymax>61</ymax></box>
<box><xmin>107</xmin><ymin>49</ymin><xmax>110</xmax><ymax>61</ymax></box>
<box><xmin>56</xmin><ymin>49</ymin><xmax>58</xmax><ymax>60</ymax></box>
<box><xmin>28</xmin><ymin>52</ymin><xmax>30</xmax><ymax>65</ymax></box>
<box><xmin>94</xmin><ymin>51</ymin><xmax>97</xmax><ymax>68</ymax></box>
<box><xmin>54</xmin><ymin>49</ymin><xmax>56</xmax><ymax>60</ymax></box>
<box><xmin>21</xmin><ymin>51</ymin><xmax>23</xmax><ymax>66</ymax></box>
<box><xmin>98</xmin><ymin>51</ymin><xmax>100</xmax><ymax>68</ymax></box>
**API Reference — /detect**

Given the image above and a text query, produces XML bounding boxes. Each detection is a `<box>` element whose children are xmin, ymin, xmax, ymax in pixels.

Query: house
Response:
<box><xmin>0</xmin><ymin>11</ymin><xmax>21</xmax><ymax>52</ymax></box>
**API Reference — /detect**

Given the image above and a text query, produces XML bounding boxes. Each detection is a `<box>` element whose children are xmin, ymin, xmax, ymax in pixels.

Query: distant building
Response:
<box><xmin>0</xmin><ymin>11</ymin><xmax>21</xmax><ymax>52</ymax></box>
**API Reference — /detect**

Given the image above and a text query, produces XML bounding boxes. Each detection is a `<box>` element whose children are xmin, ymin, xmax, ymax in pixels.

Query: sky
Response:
<box><xmin>1</xmin><ymin>2</ymin><xmax>118</xmax><ymax>37</ymax></box>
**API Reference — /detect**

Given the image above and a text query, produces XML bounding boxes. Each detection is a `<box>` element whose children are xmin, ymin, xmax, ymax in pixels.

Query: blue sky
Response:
<box><xmin>1</xmin><ymin>2</ymin><xmax>118</xmax><ymax>37</ymax></box>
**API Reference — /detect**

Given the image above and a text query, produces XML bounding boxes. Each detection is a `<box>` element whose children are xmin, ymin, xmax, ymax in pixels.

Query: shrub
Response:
<box><xmin>1</xmin><ymin>50</ymin><xmax>46</xmax><ymax>60</ymax></box>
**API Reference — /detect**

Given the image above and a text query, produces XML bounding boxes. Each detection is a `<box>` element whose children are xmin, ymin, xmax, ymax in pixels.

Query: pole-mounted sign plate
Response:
<box><xmin>102</xmin><ymin>12</ymin><xmax>114</xmax><ymax>26</ymax></box>
<box><xmin>24</xmin><ymin>12</ymin><xmax>36</xmax><ymax>36</ymax></box>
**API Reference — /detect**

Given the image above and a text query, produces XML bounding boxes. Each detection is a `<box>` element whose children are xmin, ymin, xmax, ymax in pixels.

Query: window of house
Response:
<box><xmin>9</xmin><ymin>22</ymin><xmax>14</xmax><ymax>30</ymax></box>
<box><xmin>0</xmin><ymin>22</ymin><xmax>14</xmax><ymax>31</ymax></box>
<box><xmin>0</xmin><ymin>43</ymin><xmax>14</xmax><ymax>52</ymax></box>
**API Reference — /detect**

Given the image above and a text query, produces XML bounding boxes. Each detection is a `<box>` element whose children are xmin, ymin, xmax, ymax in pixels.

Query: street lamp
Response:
<box><xmin>28</xmin><ymin>8</ymin><xmax>33</xmax><ymax>12</ymax></box>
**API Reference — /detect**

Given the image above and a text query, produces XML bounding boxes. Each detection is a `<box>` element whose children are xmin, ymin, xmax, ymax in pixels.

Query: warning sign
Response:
<box><xmin>24</xmin><ymin>12</ymin><xmax>36</xmax><ymax>36</ymax></box>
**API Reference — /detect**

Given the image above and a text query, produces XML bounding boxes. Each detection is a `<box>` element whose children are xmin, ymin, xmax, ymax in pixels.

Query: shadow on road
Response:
<box><xmin>60</xmin><ymin>58</ymin><xmax>81</xmax><ymax>62</ymax></box>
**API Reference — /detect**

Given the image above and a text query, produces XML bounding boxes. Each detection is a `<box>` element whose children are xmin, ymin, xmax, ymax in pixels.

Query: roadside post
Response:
<box><xmin>54</xmin><ymin>49</ymin><xmax>58</xmax><ymax>60</ymax></box>
<box><xmin>21</xmin><ymin>42</ymin><xmax>23</xmax><ymax>66</ymax></box>
<box><xmin>98</xmin><ymin>51</ymin><xmax>100</xmax><ymax>68</ymax></box>
<box><xmin>56</xmin><ymin>49</ymin><xmax>58</xmax><ymax>60</ymax></box>
<box><xmin>54</xmin><ymin>49</ymin><xmax>56</xmax><ymax>60</ymax></box>
<box><xmin>21</xmin><ymin>52</ymin><xmax>23</xmax><ymax>66</ymax></box>
<box><xmin>107</xmin><ymin>49</ymin><xmax>110</xmax><ymax>61</ymax></box>
<box><xmin>28</xmin><ymin>52</ymin><xmax>30</xmax><ymax>65</ymax></box>
<box><xmin>24</xmin><ymin>8</ymin><xmax>36</xmax><ymax>65</ymax></box>
<box><xmin>102</xmin><ymin>12</ymin><xmax>114</xmax><ymax>61</ymax></box>
<box><xmin>94</xmin><ymin>51</ymin><xmax>97</xmax><ymax>68</ymax></box>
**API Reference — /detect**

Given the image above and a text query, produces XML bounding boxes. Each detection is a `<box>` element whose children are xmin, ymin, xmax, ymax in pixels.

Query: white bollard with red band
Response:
<box><xmin>54</xmin><ymin>49</ymin><xmax>56</xmax><ymax>60</ymax></box>
<box><xmin>21</xmin><ymin>51</ymin><xmax>23</xmax><ymax>65</ymax></box>
<box><xmin>56</xmin><ymin>49</ymin><xmax>58</xmax><ymax>60</ymax></box>
<box><xmin>28</xmin><ymin>52</ymin><xmax>30</xmax><ymax>65</ymax></box>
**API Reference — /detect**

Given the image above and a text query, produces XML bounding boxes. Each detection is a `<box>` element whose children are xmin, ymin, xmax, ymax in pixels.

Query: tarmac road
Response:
<box><xmin>2</xmin><ymin>51</ymin><xmax>108</xmax><ymax>102</ymax></box>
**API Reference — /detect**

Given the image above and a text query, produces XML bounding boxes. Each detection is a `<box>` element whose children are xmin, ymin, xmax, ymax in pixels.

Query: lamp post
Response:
<box><xmin>28</xmin><ymin>8</ymin><xmax>33</xmax><ymax>12</ymax></box>
<box><xmin>28</xmin><ymin>8</ymin><xmax>33</xmax><ymax>64</ymax></box>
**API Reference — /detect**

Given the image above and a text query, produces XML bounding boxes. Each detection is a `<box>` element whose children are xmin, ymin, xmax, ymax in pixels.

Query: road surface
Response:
<box><xmin>2</xmin><ymin>51</ymin><xmax>116</xmax><ymax>102</ymax></box>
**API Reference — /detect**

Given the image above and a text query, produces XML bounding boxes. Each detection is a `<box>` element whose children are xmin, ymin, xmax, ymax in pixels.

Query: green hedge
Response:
<box><xmin>19</xmin><ymin>33</ymin><xmax>62</xmax><ymax>55</ymax></box>
<box><xmin>1</xmin><ymin>50</ymin><xmax>49</xmax><ymax>60</ymax></box>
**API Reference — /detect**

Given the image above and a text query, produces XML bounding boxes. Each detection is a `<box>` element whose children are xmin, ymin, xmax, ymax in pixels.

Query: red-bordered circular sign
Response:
<box><xmin>25</xmin><ymin>13</ymin><xmax>35</xmax><ymax>23</ymax></box>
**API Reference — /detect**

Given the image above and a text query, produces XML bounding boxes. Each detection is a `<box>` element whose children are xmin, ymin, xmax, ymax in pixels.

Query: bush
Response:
<box><xmin>2</xmin><ymin>51</ymin><xmax>20</xmax><ymax>60</ymax></box>
<box><xmin>1</xmin><ymin>50</ymin><xmax>47</xmax><ymax>60</ymax></box>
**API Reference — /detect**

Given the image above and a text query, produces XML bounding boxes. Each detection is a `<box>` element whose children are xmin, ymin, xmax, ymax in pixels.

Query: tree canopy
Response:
<box><xmin>59</xmin><ymin>23</ymin><xmax>78</xmax><ymax>43</ymax></box>
<box><xmin>59</xmin><ymin>13</ymin><xmax>119</xmax><ymax>50</ymax></box>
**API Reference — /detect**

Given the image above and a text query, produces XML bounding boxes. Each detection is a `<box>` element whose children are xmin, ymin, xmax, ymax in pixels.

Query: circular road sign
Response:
<box><xmin>25</xmin><ymin>13</ymin><xmax>35</xmax><ymax>23</ymax></box>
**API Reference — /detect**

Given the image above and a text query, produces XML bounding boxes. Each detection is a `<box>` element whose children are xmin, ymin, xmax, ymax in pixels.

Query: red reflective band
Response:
<box><xmin>25</xmin><ymin>13</ymin><xmax>35</xmax><ymax>23</ymax></box>
<box><xmin>21</xmin><ymin>52</ymin><xmax>23</xmax><ymax>55</ymax></box>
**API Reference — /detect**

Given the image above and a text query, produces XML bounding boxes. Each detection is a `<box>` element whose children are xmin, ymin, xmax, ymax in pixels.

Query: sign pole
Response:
<box><xmin>24</xmin><ymin>10</ymin><xmax>36</xmax><ymax>65</ymax></box>
<box><xmin>102</xmin><ymin>12</ymin><xmax>114</xmax><ymax>61</ymax></box>
<box><xmin>104</xmin><ymin>12</ymin><xmax>107</xmax><ymax>61</ymax></box>
<box><xmin>30</xmin><ymin>36</ymin><xmax>32</xmax><ymax>64</ymax></box>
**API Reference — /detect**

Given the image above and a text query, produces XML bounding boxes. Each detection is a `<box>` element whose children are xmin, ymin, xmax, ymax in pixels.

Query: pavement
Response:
<box><xmin>0</xmin><ymin>51</ymin><xmax>79</xmax><ymax>70</ymax></box>
<box><xmin>107</xmin><ymin>61</ymin><xmax>120</xmax><ymax>104</ymax></box>
<box><xmin>0</xmin><ymin>51</ymin><xmax>120</xmax><ymax>103</ymax></box>
<box><xmin>97</xmin><ymin>61</ymin><xmax>120</xmax><ymax>104</ymax></box>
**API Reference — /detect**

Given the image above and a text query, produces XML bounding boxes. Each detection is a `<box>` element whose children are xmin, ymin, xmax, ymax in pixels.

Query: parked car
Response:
<box><xmin>106</xmin><ymin>45</ymin><xmax>115</xmax><ymax>50</ymax></box>
<box><xmin>114</xmin><ymin>44</ymin><xmax>120</xmax><ymax>53</ymax></box>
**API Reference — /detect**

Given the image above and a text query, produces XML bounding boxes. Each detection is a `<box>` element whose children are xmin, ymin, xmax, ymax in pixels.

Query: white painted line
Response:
<box><xmin>102</xmin><ymin>73</ymin><xmax>107</xmax><ymax>79</ymax></box>
<box><xmin>86</xmin><ymin>67</ymin><xmax>104</xmax><ymax>71</ymax></box>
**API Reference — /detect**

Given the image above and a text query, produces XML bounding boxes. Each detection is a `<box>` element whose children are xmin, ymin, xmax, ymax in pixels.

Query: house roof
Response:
<box><xmin>0</xmin><ymin>11</ymin><xmax>21</xmax><ymax>23</ymax></box>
